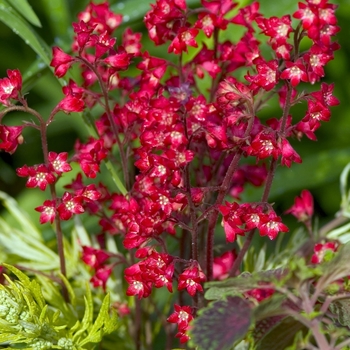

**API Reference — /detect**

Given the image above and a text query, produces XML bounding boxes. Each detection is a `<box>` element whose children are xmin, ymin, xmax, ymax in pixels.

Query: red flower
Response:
<box><xmin>285</xmin><ymin>189</ymin><xmax>314</xmax><ymax>222</ymax></box>
<box><xmin>280</xmin><ymin>59</ymin><xmax>308</xmax><ymax>86</ymax></box>
<box><xmin>259</xmin><ymin>212</ymin><xmax>289</xmax><ymax>240</ymax></box>
<box><xmin>167</xmin><ymin>304</ymin><xmax>194</xmax><ymax>330</ymax></box>
<box><xmin>279</xmin><ymin>138</ymin><xmax>302</xmax><ymax>168</ymax></box>
<box><xmin>82</xmin><ymin>246</ymin><xmax>110</xmax><ymax>269</ymax></box>
<box><xmin>50</xmin><ymin>47</ymin><xmax>75</xmax><ymax>78</ymax></box>
<box><xmin>168</xmin><ymin>28</ymin><xmax>199</xmax><ymax>54</ymax></box>
<box><xmin>91</xmin><ymin>265</ymin><xmax>112</xmax><ymax>291</ymax></box>
<box><xmin>57</xmin><ymin>192</ymin><xmax>84</xmax><ymax>220</ymax></box>
<box><xmin>35</xmin><ymin>200</ymin><xmax>56</xmax><ymax>224</ymax></box>
<box><xmin>57</xmin><ymin>80</ymin><xmax>85</xmax><ymax>113</ymax></box>
<box><xmin>177</xmin><ymin>266</ymin><xmax>206</xmax><ymax>296</ymax></box>
<box><xmin>213</xmin><ymin>251</ymin><xmax>236</xmax><ymax>280</ymax></box>
<box><xmin>104</xmin><ymin>52</ymin><xmax>130</xmax><ymax>70</ymax></box>
<box><xmin>219</xmin><ymin>201</ymin><xmax>246</xmax><ymax>242</ymax></box>
<box><xmin>48</xmin><ymin>152</ymin><xmax>72</xmax><ymax>175</ymax></box>
<box><xmin>0</xmin><ymin>125</ymin><xmax>24</xmax><ymax>154</ymax></box>
<box><xmin>245</xmin><ymin>59</ymin><xmax>279</xmax><ymax>92</ymax></box>
<box><xmin>311</xmin><ymin>242</ymin><xmax>338</xmax><ymax>264</ymax></box>
<box><xmin>125</xmin><ymin>264</ymin><xmax>152</xmax><ymax>299</ymax></box>
<box><xmin>0</xmin><ymin>69</ymin><xmax>22</xmax><ymax>106</ymax></box>
<box><xmin>16</xmin><ymin>164</ymin><xmax>56</xmax><ymax>191</ymax></box>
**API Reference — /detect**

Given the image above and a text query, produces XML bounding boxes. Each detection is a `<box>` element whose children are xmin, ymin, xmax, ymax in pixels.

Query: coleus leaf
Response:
<box><xmin>255</xmin><ymin>316</ymin><xmax>307</xmax><ymax>350</ymax></box>
<box><xmin>330</xmin><ymin>299</ymin><xmax>350</xmax><ymax>327</ymax></box>
<box><xmin>190</xmin><ymin>296</ymin><xmax>252</xmax><ymax>350</ymax></box>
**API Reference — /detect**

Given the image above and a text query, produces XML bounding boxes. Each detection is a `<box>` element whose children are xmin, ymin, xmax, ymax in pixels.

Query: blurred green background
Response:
<box><xmin>0</xmin><ymin>0</ymin><xmax>349</xmax><ymax>232</ymax></box>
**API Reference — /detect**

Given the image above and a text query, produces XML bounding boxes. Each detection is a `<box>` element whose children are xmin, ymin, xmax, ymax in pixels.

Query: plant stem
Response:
<box><xmin>39</xmin><ymin>116</ymin><xmax>69</xmax><ymax>302</ymax></box>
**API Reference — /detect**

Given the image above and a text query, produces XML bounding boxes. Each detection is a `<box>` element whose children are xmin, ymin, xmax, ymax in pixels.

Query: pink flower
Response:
<box><xmin>48</xmin><ymin>152</ymin><xmax>72</xmax><ymax>175</ymax></box>
<box><xmin>285</xmin><ymin>190</ymin><xmax>314</xmax><ymax>222</ymax></box>
<box><xmin>57</xmin><ymin>80</ymin><xmax>85</xmax><ymax>113</ymax></box>
<box><xmin>16</xmin><ymin>164</ymin><xmax>56</xmax><ymax>191</ymax></box>
<box><xmin>259</xmin><ymin>212</ymin><xmax>289</xmax><ymax>240</ymax></box>
<box><xmin>177</xmin><ymin>266</ymin><xmax>206</xmax><ymax>296</ymax></box>
<box><xmin>0</xmin><ymin>125</ymin><xmax>24</xmax><ymax>154</ymax></box>
<box><xmin>81</xmin><ymin>246</ymin><xmax>110</xmax><ymax>269</ymax></box>
<box><xmin>50</xmin><ymin>47</ymin><xmax>75</xmax><ymax>78</ymax></box>
<box><xmin>281</xmin><ymin>59</ymin><xmax>308</xmax><ymax>86</ymax></box>
<box><xmin>0</xmin><ymin>69</ymin><xmax>22</xmax><ymax>106</ymax></box>
<box><xmin>168</xmin><ymin>28</ymin><xmax>199</xmax><ymax>54</ymax></box>
<box><xmin>311</xmin><ymin>242</ymin><xmax>338</xmax><ymax>264</ymax></box>
<box><xmin>213</xmin><ymin>251</ymin><xmax>236</xmax><ymax>280</ymax></box>
<box><xmin>167</xmin><ymin>304</ymin><xmax>194</xmax><ymax>330</ymax></box>
<box><xmin>57</xmin><ymin>192</ymin><xmax>84</xmax><ymax>220</ymax></box>
<box><xmin>35</xmin><ymin>200</ymin><xmax>56</xmax><ymax>224</ymax></box>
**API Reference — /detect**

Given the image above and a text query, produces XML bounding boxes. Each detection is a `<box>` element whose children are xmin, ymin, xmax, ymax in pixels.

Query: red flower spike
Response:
<box><xmin>0</xmin><ymin>125</ymin><xmax>24</xmax><ymax>154</ymax></box>
<box><xmin>285</xmin><ymin>189</ymin><xmax>314</xmax><ymax>222</ymax></box>
<box><xmin>50</xmin><ymin>47</ymin><xmax>75</xmax><ymax>78</ymax></box>
<box><xmin>16</xmin><ymin>164</ymin><xmax>56</xmax><ymax>191</ymax></box>
<box><xmin>48</xmin><ymin>152</ymin><xmax>72</xmax><ymax>175</ymax></box>
<box><xmin>57</xmin><ymin>192</ymin><xmax>84</xmax><ymax>220</ymax></box>
<box><xmin>35</xmin><ymin>200</ymin><xmax>56</xmax><ymax>224</ymax></box>
<box><xmin>0</xmin><ymin>69</ymin><xmax>22</xmax><ymax>106</ymax></box>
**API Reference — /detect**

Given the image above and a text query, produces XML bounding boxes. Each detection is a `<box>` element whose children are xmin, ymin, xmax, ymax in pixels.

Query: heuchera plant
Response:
<box><xmin>1</xmin><ymin>0</ymin><xmax>349</xmax><ymax>349</ymax></box>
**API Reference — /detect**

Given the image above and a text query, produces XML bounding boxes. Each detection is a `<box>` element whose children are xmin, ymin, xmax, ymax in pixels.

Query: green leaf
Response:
<box><xmin>330</xmin><ymin>298</ymin><xmax>350</xmax><ymax>327</ymax></box>
<box><xmin>317</xmin><ymin>242</ymin><xmax>350</xmax><ymax>290</ymax></box>
<box><xmin>205</xmin><ymin>270</ymin><xmax>285</xmax><ymax>301</ymax></box>
<box><xmin>39</xmin><ymin>0</ymin><xmax>70</xmax><ymax>38</ymax></box>
<box><xmin>0</xmin><ymin>191</ymin><xmax>40</xmax><ymax>239</ymax></box>
<box><xmin>0</xmin><ymin>0</ymin><xmax>51</xmax><ymax>66</ymax></box>
<box><xmin>256</xmin><ymin>317</ymin><xmax>307</xmax><ymax>350</ymax></box>
<box><xmin>6</xmin><ymin>0</ymin><xmax>41</xmax><ymax>27</ymax></box>
<box><xmin>190</xmin><ymin>296</ymin><xmax>252</xmax><ymax>350</ymax></box>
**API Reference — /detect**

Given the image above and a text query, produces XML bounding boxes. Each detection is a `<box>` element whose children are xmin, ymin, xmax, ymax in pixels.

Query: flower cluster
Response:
<box><xmin>0</xmin><ymin>0</ymin><xmax>340</xmax><ymax>346</ymax></box>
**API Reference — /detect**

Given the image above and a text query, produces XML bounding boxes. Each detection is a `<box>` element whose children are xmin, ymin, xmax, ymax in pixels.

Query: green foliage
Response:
<box><xmin>0</xmin><ymin>265</ymin><xmax>118</xmax><ymax>349</ymax></box>
<box><xmin>0</xmin><ymin>0</ymin><xmax>51</xmax><ymax>67</ymax></box>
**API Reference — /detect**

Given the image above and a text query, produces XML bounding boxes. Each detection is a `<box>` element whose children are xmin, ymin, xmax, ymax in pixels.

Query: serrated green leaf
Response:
<box><xmin>89</xmin><ymin>293</ymin><xmax>111</xmax><ymax>335</ymax></box>
<box><xmin>0</xmin><ymin>0</ymin><xmax>51</xmax><ymax>66</ymax></box>
<box><xmin>191</xmin><ymin>296</ymin><xmax>252</xmax><ymax>350</ymax></box>
<box><xmin>58</xmin><ymin>273</ymin><xmax>76</xmax><ymax>307</ymax></box>
<box><xmin>3</xmin><ymin>263</ymin><xmax>31</xmax><ymax>285</ymax></box>
<box><xmin>6</xmin><ymin>0</ymin><xmax>41</xmax><ymax>27</ymax></box>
